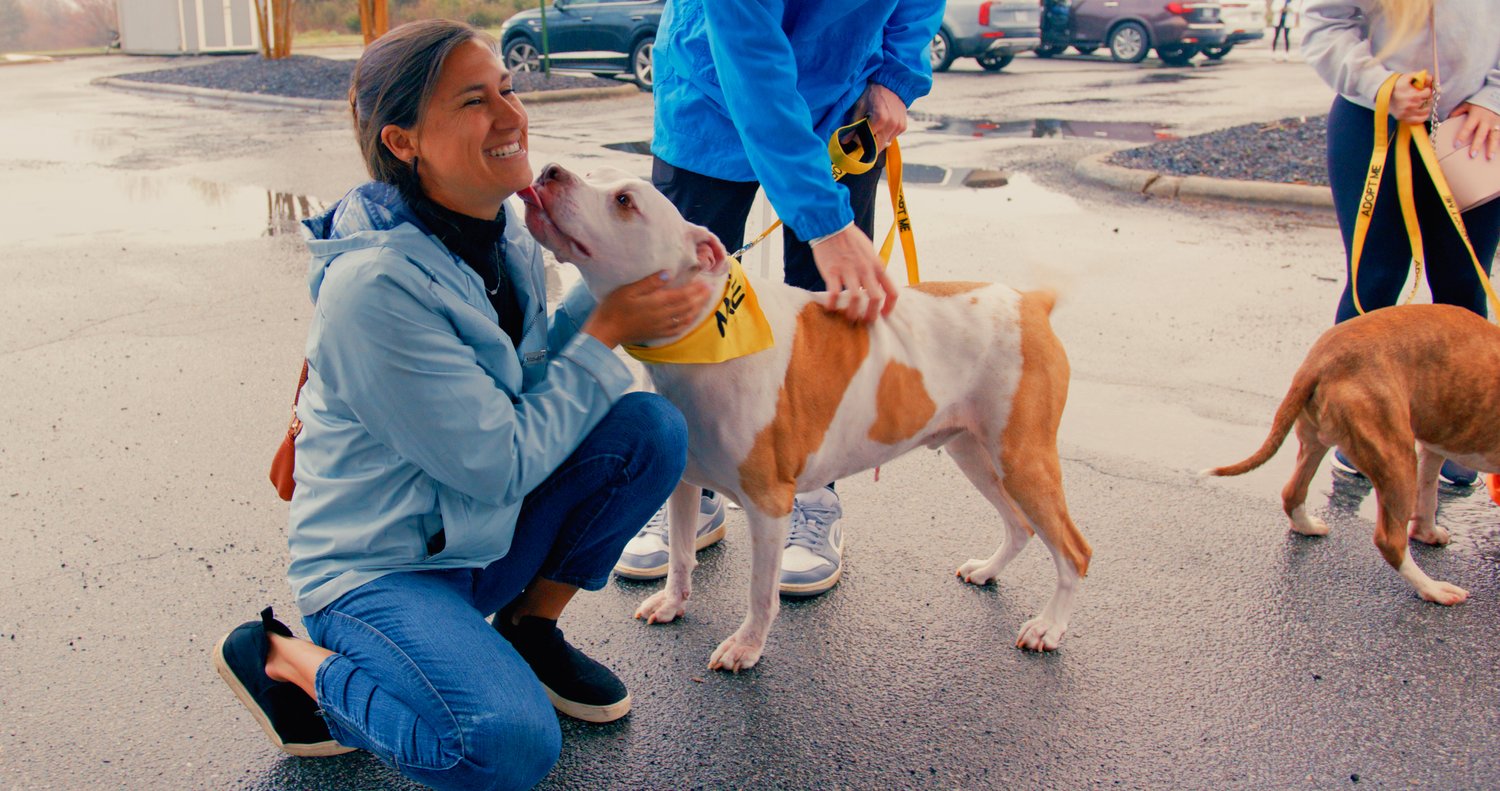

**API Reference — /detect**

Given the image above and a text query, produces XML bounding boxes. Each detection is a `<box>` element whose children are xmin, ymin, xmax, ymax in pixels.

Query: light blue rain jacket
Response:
<box><xmin>287</xmin><ymin>182</ymin><xmax>630</xmax><ymax>614</ymax></box>
<box><xmin>652</xmin><ymin>0</ymin><xmax>945</xmax><ymax>242</ymax></box>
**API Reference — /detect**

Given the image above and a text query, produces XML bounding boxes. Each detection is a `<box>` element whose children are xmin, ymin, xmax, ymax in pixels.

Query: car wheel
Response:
<box><xmin>976</xmin><ymin>52</ymin><xmax>1014</xmax><ymax>71</ymax></box>
<box><xmin>1108</xmin><ymin>21</ymin><xmax>1149</xmax><ymax>63</ymax></box>
<box><xmin>630</xmin><ymin>36</ymin><xmax>654</xmax><ymax>91</ymax></box>
<box><xmin>503</xmin><ymin>38</ymin><xmax>541</xmax><ymax>73</ymax></box>
<box><xmin>1034</xmin><ymin>44</ymin><xmax>1064</xmax><ymax>58</ymax></box>
<box><xmin>1073</xmin><ymin>46</ymin><xmax>1097</xmax><ymax>55</ymax></box>
<box><xmin>1201</xmin><ymin>44</ymin><xmax>1232</xmax><ymax>60</ymax></box>
<box><xmin>930</xmin><ymin>28</ymin><xmax>956</xmax><ymax>73</ymax></box>
<box><xmin>1157</xmin><ymin>44</ymin><xmax>1196</xmax><ymax>66</ymax></box>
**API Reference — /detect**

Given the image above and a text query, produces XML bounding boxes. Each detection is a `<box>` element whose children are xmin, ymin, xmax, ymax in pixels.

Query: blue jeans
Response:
<box><xmin>301</xmin><ymin>393</ymin><xmax>687</xmax><ymax>791</ymax></box>
<box><xmin>1327</xmin><ymin>96</ymin><xmax>1500</xmax><ymax>324</ymax></box>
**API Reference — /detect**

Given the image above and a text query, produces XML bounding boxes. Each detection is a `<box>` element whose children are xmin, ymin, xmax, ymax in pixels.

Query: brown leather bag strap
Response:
<box><xmin>293</xmin><ymin>359</ymin><xmax>309</xmax><ymax>404</ymax></box>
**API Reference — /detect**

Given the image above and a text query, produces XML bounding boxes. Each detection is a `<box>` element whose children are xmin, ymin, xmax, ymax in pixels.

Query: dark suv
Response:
<box><xmin>499</xmin><ymin>0</ymin><xmax>663</xmax><ymax>90</ymax></box>
<box><xmin>1036</xmin><ymin>0</ymin><xmax>1226</xmax><ymax>66</ymax></box>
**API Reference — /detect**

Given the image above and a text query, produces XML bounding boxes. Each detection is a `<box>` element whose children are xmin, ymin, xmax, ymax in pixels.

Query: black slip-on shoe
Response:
<box><xmin>493</xmin><ymin>612</ymin><xmax>631</xmax><ymax>723</ymax></box>
<box><xmin>213</xmin><ymin>607</ymin><xmax>354</xmax><ymax>757</ymax></box>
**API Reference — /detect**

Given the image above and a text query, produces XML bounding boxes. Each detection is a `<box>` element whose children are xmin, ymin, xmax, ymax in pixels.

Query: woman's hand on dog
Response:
<box><xmin>583</xmin><ymin>271</ymin><xmax>714</xmax><ymax>348</ymax></box>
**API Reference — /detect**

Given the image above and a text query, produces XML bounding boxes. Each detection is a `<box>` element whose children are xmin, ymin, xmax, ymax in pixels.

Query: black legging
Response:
<box><xmin>1326</xmin><ymin>96</ymin><xmax>1500</xmax><ymax>324</ymax></box>
<box><xmin>1271</xmin><ymin>22</ymin><xmax>1292</xmax><ymax>53</ymax></box>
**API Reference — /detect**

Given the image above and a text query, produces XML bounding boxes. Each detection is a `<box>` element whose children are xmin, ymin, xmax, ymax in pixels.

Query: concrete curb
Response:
<box><xmin>1074</xmin><ymin>150</ymin><xmax>1334</xmax><ymax>210</ymax></box>
<box><xmin>93</xmin><ymin>76</ymin><xmax>641</xmax><ymax>112</ymax></box>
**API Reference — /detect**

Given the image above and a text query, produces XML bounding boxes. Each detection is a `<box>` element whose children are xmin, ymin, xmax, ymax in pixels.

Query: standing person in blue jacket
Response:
<box><xmin>612</xmin><ymin>0</ymin><xmax>944</xmax><ymax>599</ymax></box>
<box><xmin>212</xmin><ymin>19</ymin><xmax>711</xmax><ymax>790</ymax></box>
<box><xmin>1302</xmin><ymin>0</ymin><xmax>1500</xmax><ymax>487</ymax></box>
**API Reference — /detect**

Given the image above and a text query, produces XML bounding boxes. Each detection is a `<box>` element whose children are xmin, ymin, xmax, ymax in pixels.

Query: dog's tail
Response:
<box><xmin>1200</xmin><ymin>373</ymin><xmax>1316</xmax><ymax>478</ymax></box>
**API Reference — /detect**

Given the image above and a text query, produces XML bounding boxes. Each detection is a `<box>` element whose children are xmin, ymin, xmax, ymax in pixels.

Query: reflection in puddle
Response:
<box><xmin>602</xmin><ymin>141</ymin><xmax>654</xmax><ymax>156</ymax></box>
<box><xmin>909</xmin><ymin>113</ymin><xmax>1177</xmax><ymax>142</ymax></box>
<box><xmin>0</xmin><ymin>170</ymin><xmax>323</xmax><ymax>246</ymax></box>
<box><xmin>603</xmin><ymin>141</ymin><xmax>1011</xmax><ymax>190</ymax></box>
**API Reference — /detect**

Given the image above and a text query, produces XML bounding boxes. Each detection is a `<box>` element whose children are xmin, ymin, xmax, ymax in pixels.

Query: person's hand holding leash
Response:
<box><xmin>812</xmin><ymin>225</ymin><xmax>898</xmax><ymax>323</ymax></box>
<box><xmin>585</xmin><ymin>271</ymin><xmax>714</xmax><ymax>348</ymax></box>
<box><xmin>852</xmin><ymin>83</ymin><xmax>907</xmax><ymax>152</ymax></box>
<box><xmin>1446</xmin><ymin>102</ymin><xmax>1500</xmax><ymax>161</ymax></box>
<box><xmin>1390</xmin><ymin>77</ymin><xmax>1434</xmax><ymax>124</ymax></box>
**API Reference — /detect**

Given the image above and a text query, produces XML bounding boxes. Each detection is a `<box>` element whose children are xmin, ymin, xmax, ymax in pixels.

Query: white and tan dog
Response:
<box><xmin>522</xmin><ymin>163</ymin><xmax>1091</xmax><ymax>671</ymax></box>
<box><xmin>1206</xmin><ymin>304</ymin><xmax>1500</xmax><ymax>606</ymax></box>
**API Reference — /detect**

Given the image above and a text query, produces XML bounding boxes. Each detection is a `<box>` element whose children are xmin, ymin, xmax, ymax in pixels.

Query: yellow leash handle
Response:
<box><xmin>1355</xmin><ymin>72</ymin><xmax>1500</xmax><ymax>320</ymax></box>
<box><xmin>731</xmin><ymin>117</ymin><xmax>921</xmax><ymax>285</ymax></box>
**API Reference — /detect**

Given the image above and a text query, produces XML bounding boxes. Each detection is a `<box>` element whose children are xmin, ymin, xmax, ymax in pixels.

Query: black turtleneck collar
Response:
<box><xmin>407</xmin><ymin>192</ymin><xmax>525</xmax><ymax>348</ymax></box>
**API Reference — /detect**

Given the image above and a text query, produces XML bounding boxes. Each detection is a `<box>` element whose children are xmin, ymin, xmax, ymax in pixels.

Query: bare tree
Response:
<box><xmin>0</xmin><ymin>0</ymin><xmax>29</xmax><ymax>51</ymax></box>
<box><xmin>73</xmin><ymin>0</ymin><xmax>118</xmax><ymax>44</ymax></box>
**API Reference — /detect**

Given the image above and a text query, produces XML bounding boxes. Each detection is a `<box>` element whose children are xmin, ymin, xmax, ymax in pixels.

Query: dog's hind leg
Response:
<box><xmin>946</xmin><ymin>433</ymin><xmax>1033</xmax><ymax>586</ymax></box>
<box><xmin>1408</xmin><ymin>447</ymin><xmax>1450</xmax><ymax>546</ymax></box>
<box><xmin>1283</xmin><ymin>419</ymin><xmax>1332</xmax><ymax>536</ymax></box>
<box><xmin>1346</xmin><ymin>430</ymin><xmax>1468</xmax><ymax>605</ymax></box>
<box><xmin>708</xmin><ymin>505</ymin><xmax>788</xmax><ymax>672</ymax></box>
<box><xmin>999</xmin><ymin>451</ymin><xmax>1091</xmax><ymax>652</ymax></box>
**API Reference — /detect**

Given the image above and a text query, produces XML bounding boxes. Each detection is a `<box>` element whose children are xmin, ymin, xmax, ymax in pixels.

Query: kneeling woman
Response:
<box><xmin>214</xmin><ymin>20</ymin><xmax>710</xmax><ymax>791</ymax></box>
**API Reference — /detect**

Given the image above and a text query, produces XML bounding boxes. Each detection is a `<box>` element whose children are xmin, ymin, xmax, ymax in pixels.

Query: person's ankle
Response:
<box><xmin>263</xmin><ymin>631</ymin><xmax>297</xmax><ymax>683</ymax></box>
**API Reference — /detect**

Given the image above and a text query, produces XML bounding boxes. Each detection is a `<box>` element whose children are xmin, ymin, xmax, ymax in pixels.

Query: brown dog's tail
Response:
<box><xmin>1200</xmin><ymin>373</ymin><xmax>1316</xmax><ymax>477</ymax></box>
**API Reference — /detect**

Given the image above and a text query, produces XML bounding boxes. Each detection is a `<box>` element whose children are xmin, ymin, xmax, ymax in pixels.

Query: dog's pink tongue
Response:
<box><xmin>517</xmin><ymin>185</ymin><xmax>539</xmax><ymax>205</ymax></box>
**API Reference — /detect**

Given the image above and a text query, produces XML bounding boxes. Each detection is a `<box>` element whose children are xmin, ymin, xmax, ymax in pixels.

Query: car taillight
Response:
<box><xmin>1165</xmin><ymin>2</ymin><xmax>1188</xmax><ymax>14</ymax></box>
<box><xmin>979</xmin><ymin>1</ymin><xmax>992</xmax><ymax>26</ymax></box>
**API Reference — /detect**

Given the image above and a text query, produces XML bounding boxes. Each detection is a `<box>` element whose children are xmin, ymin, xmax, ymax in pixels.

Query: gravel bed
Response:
<box><xmin>117</xmin><ymin>54</ymin><xmax>624</xmax><ymax>101</ymax></box>
<box><xmin>1109</xmin><ymin>114</ymin><xmax>1330</xmax><ymax>186</ymax></box>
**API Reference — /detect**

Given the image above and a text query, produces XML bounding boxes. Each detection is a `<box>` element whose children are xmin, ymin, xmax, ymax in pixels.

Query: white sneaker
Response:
<box><xmin>778</xmin><ymin>487</ymin><xmax>844</xmax><ymax>597</ymax></box>
<box><xmin>613</xmin><ymin>491</ymin><xmax>727</xmax><ymax>580</ymax></box>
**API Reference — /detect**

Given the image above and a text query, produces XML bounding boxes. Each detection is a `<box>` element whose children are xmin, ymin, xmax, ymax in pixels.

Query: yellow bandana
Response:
<box><xmin>625</xmin><ymin>260</ymin><xmax>775</xmax><ymax>364</ymax></box>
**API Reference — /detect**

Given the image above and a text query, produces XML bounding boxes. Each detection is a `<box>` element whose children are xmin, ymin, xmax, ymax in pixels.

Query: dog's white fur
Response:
<box><xmin>523</xmin><ymin>164</ymin><xmax>1092</xmax><ymax>671</ymax></box>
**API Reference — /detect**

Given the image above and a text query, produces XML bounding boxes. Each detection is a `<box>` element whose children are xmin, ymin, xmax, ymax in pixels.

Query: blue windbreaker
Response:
<box><xmin>288</xmin><ymin>182</ymin><xmax>631</xmax><ymax>614</ymax></box>
<box><xmin>652</xmin><ymin>0</ymin><xmax>945</xmax><ymax>242</ymax></box>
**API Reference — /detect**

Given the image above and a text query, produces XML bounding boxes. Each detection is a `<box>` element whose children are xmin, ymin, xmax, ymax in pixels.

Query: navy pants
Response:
<box><xmin>650</xmin><ymin>152</ymin><xmax>886</xmax><ymax>292</ymax></box>
<box><xmin>303</xmin><ymin>393</ymin><xmax>687</xmax><ymax>791</ymax></box>
<box><xmin>1326</xmin><ymin>96</ymin><xmax>1500</xmax><ymax>323</ymax></box>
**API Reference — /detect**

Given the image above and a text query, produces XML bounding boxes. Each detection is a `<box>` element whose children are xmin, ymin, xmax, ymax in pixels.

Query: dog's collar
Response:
<box><xmin>625</xmin><ymin>260</ymin><xmax>775</xmax><ymax>365</ymax></box>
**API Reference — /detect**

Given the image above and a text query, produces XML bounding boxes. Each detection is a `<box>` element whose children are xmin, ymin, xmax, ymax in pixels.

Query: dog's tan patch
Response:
<box><xmin>998</xmin><ymin>290</ymin><xmax>1091</xmax><ymax>577</ymax></box>
<box><xmin>909</xmin><ymin>281</ymin><xmax>988</xmax><ymax>298</ymax></box>
<box><xmin>868</xmin><ymin>362</ymin><xmax>936</xmax><ymax>444</ymax></box>
<box><xmin>739</xmin><ymin>303</ymin><xmax>871</xmax><ymax>517</ymax></box>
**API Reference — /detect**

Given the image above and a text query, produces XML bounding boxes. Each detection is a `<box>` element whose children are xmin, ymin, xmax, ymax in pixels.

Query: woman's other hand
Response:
<box><xmin>583</xmin><ymin>272</ymin><xmax>715</xmax><ymax>348</ymax></box>
<box><xmin>811</xmin><ymin>225</ymin><xmax>899</xmax><ymax>323</ymax></box>
<box><xmin>1390</xmin><ymin>77</ymin><xmax>1434</xmax><ymax>124</ymax></box>
<box><xmin>1446</xmin><ymin>102</ymin><xmax>1500</xmax><ymax>161</ymax></box>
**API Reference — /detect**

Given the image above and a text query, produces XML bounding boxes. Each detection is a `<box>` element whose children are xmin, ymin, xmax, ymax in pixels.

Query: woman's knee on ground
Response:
<box><xmin>414</xmin><ymin>708</ymin><xmax>562</xmax><ymax>791</ymax></box>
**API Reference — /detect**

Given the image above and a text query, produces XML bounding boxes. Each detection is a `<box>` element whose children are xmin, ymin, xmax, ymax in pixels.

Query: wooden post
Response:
<box><xmin>359</xmin><ymin>0</ymin><xmax>390</xmax><ymax>46</ymax></box>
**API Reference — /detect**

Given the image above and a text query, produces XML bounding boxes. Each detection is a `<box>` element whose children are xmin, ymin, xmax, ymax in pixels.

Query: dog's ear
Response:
<box><xmin>688</xmin><ymin>223</ymin><xmax>730</xmax><ymax>276</ymax></box>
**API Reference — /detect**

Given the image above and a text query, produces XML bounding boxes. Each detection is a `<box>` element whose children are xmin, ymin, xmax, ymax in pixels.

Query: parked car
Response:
<box><xmin>1036</xmin><ymin>0</ymin><xmax>1226</xmax><ymax>66</ymax></box>
<box><xmin>1202</xmin><ymin>0</ymin><xmax>1263</xmax><ymax>59</ymax></box>
<box><xmin>499</xmin><ymin>0</ymin><xmax>662</xmax><ymax>90</ymax></box>
<box><xmin>931</xmin><ymin>1</ymin><xmax>1042</xmax><ymax>73</ymax></box>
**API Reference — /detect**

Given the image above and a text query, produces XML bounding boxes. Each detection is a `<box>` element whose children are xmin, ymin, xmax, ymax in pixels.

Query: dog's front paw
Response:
<box><xmin>708</xmin><ymin>630</ymin><xmax>765</xmax><ymax>673</ymax></box>
<box><xmin>1016</xmin><ymin>616</ymin><xmax>1067</xmax><ymax>652</ymax></box>
<box><xmin>956</xmin><ymin>558</ymin><xmax>1001</xmax><ymax>586</ymax></box>
<box><xmin>1408</xmin><ymin>518</ymin><xmax>1451</xmax><ymax>546</ymax></box>
<box><xmin>1416</xmin><ymin>580</ymin><xmax>1468</xmax><ymax>606</ymax></box>
<box><xmin>1289</xmin><ymin>507</ymin><xmax>1330</xmax><ymax>536</ymax></box>
<box><xmin>633</xmin><ymin>589</ymin><xmax>689</xmax><ymax>624</ymax></box>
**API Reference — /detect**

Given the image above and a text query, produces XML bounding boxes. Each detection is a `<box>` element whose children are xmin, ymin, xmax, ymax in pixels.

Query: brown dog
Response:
<box><xmin>1206</xmin><ymin>304</ymin><xmax>1500</xmax><ymax>605</ymax></box>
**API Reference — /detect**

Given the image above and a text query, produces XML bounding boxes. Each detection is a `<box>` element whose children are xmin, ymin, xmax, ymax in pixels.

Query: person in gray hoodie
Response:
<box><xmin>212</xmin><ymin>20</ymin><xmax>712</xmax><ymax>790</ymax></box>
<box><xmin>1303</xmin><ymin>0</ymin><xmax>1500</xmax><ymax>486</ymax></box>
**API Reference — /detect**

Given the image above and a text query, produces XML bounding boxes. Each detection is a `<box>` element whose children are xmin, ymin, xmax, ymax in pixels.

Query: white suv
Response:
<box><xmin>1204</xmin><ymin>0</ymin><xmax>1265</xmax><ymax>60</ymax></box>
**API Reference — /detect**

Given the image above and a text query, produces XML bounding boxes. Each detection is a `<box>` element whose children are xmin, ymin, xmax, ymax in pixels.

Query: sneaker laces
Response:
<box><xmin>786</xmin><ymin>499</ymin><xmax>838</xmax><ymax>548</ymax></box>
<box><xmin>636</xmin><ymin>507</ymin><xmax>669</xmax><ymax>541</ymax></box>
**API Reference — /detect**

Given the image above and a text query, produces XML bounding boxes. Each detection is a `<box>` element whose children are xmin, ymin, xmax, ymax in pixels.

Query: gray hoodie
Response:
<box><xmin>1302</xmin><ymin>0</ymin><xmax>1500</xmax><ymax>120</ymax></box>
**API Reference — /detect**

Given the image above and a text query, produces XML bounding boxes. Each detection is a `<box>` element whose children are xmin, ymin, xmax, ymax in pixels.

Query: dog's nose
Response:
<box><xmin>539</xmin><ymin>163</ymin><xmax>570</xmax><ymax>185</ymax></box>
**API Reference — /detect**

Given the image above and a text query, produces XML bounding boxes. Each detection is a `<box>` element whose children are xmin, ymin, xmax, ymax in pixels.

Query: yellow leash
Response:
<box><xmin>730</xmin><ymin>117</ymin><xmax>921</xmax><ymax>285</ymax></box>
<box><xmin>1352</xmin><ymin>72</ymin><xmax>1500</xmax><ymax>320</ymax></box>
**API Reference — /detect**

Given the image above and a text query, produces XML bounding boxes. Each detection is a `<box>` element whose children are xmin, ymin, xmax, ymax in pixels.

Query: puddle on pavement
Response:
<box><xmin>909</xmin><ymin>113</ymin><xmax>1177</xmax><ymax>143</ymax></box>
<box><xmin>1138</xmin><ymin>72</ymin><xmax>1200</xmax><ymax>84</ymax></box>
<box><xmin>605</xmin><ymin>141</ymin><xmax>1015</xmax><ymax>189</ymax></box>
<box><xmin>0</xmin><ymin>170</ymin><xmax>323</xmax><ymax>247</ymax></box>
<box><xmin>1325</xmin><ymin>472</ymin><xmax>1500</xmax><ymax>563</ymax></box>
<box><xmin>602</xmin><ymin>141</ymin><xmax>654</xmax><ymax>156</ymax></box>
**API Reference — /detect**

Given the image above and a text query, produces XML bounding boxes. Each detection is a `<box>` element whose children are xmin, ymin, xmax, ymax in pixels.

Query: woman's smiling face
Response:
<box><xmin>406</xmin><ymin>38</ymin><xmax>531</xmax><ymax>218</ymax></box>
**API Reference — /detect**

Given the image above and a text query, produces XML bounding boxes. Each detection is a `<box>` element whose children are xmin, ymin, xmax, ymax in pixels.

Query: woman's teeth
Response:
<box><xmin>486</xmin><ymin>142</ymin><xmax>523</xmax><ymax>158</ymax></box>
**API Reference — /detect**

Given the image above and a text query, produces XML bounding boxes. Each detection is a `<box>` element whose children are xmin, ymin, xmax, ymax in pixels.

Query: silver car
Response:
<box><xmin>931</xmin><ymin>0</ymin><xmax>1043</xmax><ymax>72</ymax></box>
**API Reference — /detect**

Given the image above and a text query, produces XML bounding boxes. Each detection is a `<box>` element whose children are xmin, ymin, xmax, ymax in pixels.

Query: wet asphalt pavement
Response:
<box><xmin>2</xmin><ymin>48</ymin><xmax>1498</xmax><ymax>790</ymax></box>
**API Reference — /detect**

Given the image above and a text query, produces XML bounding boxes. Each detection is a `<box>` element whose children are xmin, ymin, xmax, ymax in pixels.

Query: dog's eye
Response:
<box><xmin>615</xmin><ymin>193</ymin><xmax>633</xmax><ymax>209</ymax></box>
